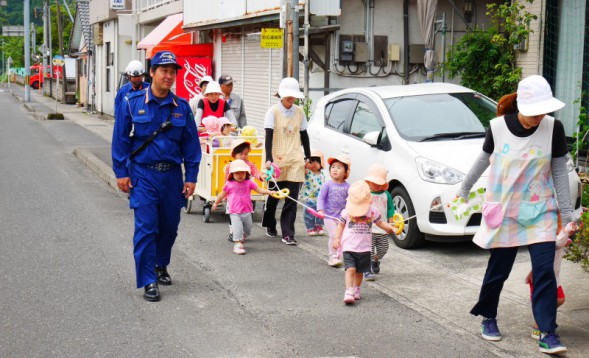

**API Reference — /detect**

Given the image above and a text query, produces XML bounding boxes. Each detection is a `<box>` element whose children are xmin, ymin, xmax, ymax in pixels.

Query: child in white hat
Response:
<box><xmin>333</xmin><ymin>181</ymin><xmax>396</xmax><ymax>304</ymax></box>
<box><xmin>212</xmin><ymin>160</ymin><xmax>276</xmax><ymax>255</ymax></box>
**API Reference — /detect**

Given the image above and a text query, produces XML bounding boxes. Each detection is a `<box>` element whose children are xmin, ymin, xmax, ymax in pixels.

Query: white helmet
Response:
<box><xmin>125</xmin><ymin>60</ymin><xmax>145</xmax><ymax>76</ymax></box>
<box><xmin>204</xmin><ymin>81</ymin><xmax>223</xmax><ymax>95</ymax></box>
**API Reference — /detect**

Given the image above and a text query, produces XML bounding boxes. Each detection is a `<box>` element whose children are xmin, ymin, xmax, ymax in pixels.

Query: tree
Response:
<box><xmin>444</xmin><ymin>0</ymin><xmax>538</xmax><ymax>100</ymax></box>
<box><xmin>2</xmin><ymin>36</ymin><xmax>25</xmax><ymax>67</ymax></box>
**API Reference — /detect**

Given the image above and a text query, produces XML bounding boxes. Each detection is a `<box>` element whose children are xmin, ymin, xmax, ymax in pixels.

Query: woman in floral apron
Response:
<box><xmin>262</xmin><ymin>78</ymin><xmax>311</xmax><ymax>245</ymax></box>
<box><xmin>458</xmin><ymin>75</ymin><xmax>575</xmax><ymax>355</ymax></box>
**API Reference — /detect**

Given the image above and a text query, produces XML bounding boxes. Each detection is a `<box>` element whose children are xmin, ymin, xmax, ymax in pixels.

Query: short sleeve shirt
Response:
<box><xmin>263</xmin><ymin>101</ymin><xmax>308</xmax><ymax>130</ymax></box>
<box><xmin>223</xmin><ymin>179</ymin><xmax>258</xmax><ymax>214</ymax></box>
<box><xmin>339</xmin><ymin>205</ymin><xmax>382</xmax><ymax>253</ymax></box>
<box><xmin>300</xmin><ymin>170</ymin><xmax>325</xmax><ymax>203</ymax></box>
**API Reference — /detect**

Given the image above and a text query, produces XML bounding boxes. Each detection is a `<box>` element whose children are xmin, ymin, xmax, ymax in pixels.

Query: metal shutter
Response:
<box><xmin>221</xmin><ymin>35</ymin><xmax>243</xmax><ymax>96</ymax></box>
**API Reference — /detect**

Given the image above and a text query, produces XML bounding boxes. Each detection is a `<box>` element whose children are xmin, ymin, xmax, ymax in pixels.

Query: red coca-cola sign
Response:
<box><xmin>175</xmin><ymin>56</ymin><xmax>212</xmax><ymax>102</ymax></box>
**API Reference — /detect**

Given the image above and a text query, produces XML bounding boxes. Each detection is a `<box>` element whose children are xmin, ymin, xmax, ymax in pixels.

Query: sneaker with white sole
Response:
<box><xmin>364</xmin><ymin>272</ymin><xmax>376</xmax><ymax>281</ymax></box>
<box><xmin>353</xmin><ymin>286</ymin><xmax>361</xmax><ymax>300</ymax></box>
<box><xmin>306</xmin><ymin>229</ymin><xmax>317</xmax><ymax>237</ymax></box>
<box><xmin>343</xmin><ymin>288</ymin><xmax>355</xmax><ymax>304</ymax></box>
<box><xmin>481</xmin><ymin>318</ymin><xmax>502</xmax><ymax>341</ymax></box>
<box><xmin>539</xmin><ymin>333</ymin><xmax>567</xmax><ymax>354</ymax></box>
<box><xmin>266</xmin><ymin>227</ymin><xmax>277</xmax><ymax>237</ymax></box>
<box><xmin>531</xmin><ymin>327</ymin><xmax>541</xmax><ymax>340</ymax></box>
<box><xmin>282</xmin><ymin>236</ymin><xmax>297</xmax><ymax>245</ymax></box>
<box><xmin>233</xmin><ymin>242</ymin><xmax>246</xmax><ymax>255</ymax></box>
<box><xmin>328</xmin><ymin>256</ymin><xmax>343</xmax><ymax>267</ymax></box>
<box><xmin>314</xmin><ymin>226</ymin><xmax>325</xmax><ymax>235</ymax></box>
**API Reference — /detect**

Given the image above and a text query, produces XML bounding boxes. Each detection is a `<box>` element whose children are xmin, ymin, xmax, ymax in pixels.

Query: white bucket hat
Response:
<box><xmin>277</xmin><ymin>77</ymin><xmax>304</xmax><ymax>99</ymax></box>
<box><xmin>516</xmin><ymin>75</ymin><xmax>565</xmax><ymax>116</ymax></box>
<box><xmin>229</xmin><ymin>159</ymin><xmax>251</xmax><ymax>174</ymax></box>
<box><xmin>204</xmin><ymin>81</ymin><xmax>223</xmax><ymax>95</ymax></box>
<box><xmin>199</xmin><ymin>75</ymin><xmax>214</xmax><ymax>87</ymax></box>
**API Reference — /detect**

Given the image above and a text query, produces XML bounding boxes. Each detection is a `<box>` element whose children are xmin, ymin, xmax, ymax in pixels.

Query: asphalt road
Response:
<box><xmin>0</xmin><ymin>89</ymin><xmax>502</xmax><ymax>357</ymax></box>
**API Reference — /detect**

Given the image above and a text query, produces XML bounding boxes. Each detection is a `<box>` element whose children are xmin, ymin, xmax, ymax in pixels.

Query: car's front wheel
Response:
<box><xmin>390</xmin><ymin>186</ymin><xmax>426</xmax><ymax>249</ymax></box>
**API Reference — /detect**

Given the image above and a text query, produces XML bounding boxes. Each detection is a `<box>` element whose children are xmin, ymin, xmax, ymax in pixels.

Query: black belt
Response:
<box><xmin>141</xmin><ymin>162</ymin><xmax>179</xmax><ymax>172</ymax></box>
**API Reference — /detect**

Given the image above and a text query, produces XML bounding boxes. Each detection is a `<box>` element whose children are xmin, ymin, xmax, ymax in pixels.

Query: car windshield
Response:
<box><xmin>383</xmin><ymin>92</ymin><xmax>497</xmax><ymax>141</ymax></box>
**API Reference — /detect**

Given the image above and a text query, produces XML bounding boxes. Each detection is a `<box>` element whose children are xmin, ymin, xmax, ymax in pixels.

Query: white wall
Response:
<box><xmin>305</xmin><ymin>0</ymin><xmax>495</xmax><ymax>106</ymax></box>
<box><xmin>101</xmin><ymin>20</ymin><xmax>117</xmax><ymax>116</ymax></box>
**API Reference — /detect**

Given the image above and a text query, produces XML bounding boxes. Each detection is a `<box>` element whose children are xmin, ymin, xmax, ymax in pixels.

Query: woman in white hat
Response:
<box><xmin>458</xmin><ymin>75</ymin><xmax>576</xmax><ymax>354</ymax></box>
<box><xmin>262</xmin><ymin>77</ymin><xmax>312</xmax><ymax>246</ymax></box>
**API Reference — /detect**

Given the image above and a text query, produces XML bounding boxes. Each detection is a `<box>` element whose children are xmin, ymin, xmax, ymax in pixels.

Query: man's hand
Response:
<box><xmin>183</xmin><ymin>182</ymin><xmax>196</xmax><ymax>198</ymax></box>
<box><xmin>117</xmin><ymin>177</ymin><xmax>132</xmax><ymax>193</ymax></box>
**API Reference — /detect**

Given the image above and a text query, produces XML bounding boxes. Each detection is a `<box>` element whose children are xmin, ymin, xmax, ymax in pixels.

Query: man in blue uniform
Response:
<box><xmin>112</xmin><ymin>51</ymin><xmax>200</xmax><ymax>302</ymax></box>
<box><xmin>114</xmin><ymin>60</ymin><xmax>150</xmax><ymax>112</ymax></box>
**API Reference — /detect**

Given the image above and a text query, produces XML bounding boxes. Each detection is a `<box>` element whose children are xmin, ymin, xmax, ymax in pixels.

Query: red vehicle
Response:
<box><xmin>30</xmin><ymin>65</ymin><xmax>43</xmax><ymax>89</ymax></box>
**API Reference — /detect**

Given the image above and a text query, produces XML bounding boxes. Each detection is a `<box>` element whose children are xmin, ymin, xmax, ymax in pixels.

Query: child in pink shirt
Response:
<box><xmin>212</xmin><ymin>160</ymin><xmax>276</xmax><ymax>255</ymax></box>
<box><xmin>333</xmin><ymin>181</ymin><xmax>396</xmax><ymax>304</ymax></box>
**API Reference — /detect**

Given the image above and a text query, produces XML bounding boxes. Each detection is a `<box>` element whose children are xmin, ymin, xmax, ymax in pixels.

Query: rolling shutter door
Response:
<box><xmin>221</xmin><ymin>36</ymin><xmax>243</xmax><ymax>98</ymax></box>
<box><xmin>243</xmin><ymin>37</ymin><xmax>283</xmax><ymax>130</ymax></box>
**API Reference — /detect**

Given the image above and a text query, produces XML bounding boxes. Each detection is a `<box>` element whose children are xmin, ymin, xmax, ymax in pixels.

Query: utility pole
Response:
<box><xmin>56</xmin><ymin>0</ymin><xmax>65</xmax><ymax>103</ymax></box>
<box><xmin>24</xmin><ymin>0</ymin><xmax>31</xmax><ymax>102</ymax></box>
<box><xmin>291</xmin><ymin>1</ymin><xmax>299</xmax><ymax>80</ymax></box>
<box><xmin>47</xmin><ymin>0</ymin><xmax>53</xmax><ymax>97</ymax></box>
<box><xmin>31</xmin><ymin>24</ymin><xmax>36</xmax><ymax>63</ymax></box>
<box><xmin>131</xmin><ymin>0</ymin><xmax>136</xmax><ymax>60</ymax></box>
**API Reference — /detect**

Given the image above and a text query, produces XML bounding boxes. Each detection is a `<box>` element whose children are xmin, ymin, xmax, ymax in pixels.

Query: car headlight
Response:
<box><xmin>565</xmin><ymin>153</ymin><xmax>575</xmax><ymax>173</ymax></box>
<box><xmin>415</xmin><ymin>157</ymin><xmax>464</xmax><ymax>185</ymax></box>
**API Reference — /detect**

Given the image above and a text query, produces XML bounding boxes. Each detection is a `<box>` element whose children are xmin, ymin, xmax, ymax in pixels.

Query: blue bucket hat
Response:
<box><xmin>150</xmin><ymin>51</ymin><xmax>182</xmax><ymax>70</ymax></box>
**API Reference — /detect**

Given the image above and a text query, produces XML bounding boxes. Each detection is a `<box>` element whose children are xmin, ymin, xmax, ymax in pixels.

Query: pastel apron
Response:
<box><xmin>474</xmin><ymin>116</ymin><xmax>558</xmax><ymax>249</ymax></box>
<box><xmin>271</xmin><ymin>105</ymin><xmax>305</xmax><ymax>183</ymax></box>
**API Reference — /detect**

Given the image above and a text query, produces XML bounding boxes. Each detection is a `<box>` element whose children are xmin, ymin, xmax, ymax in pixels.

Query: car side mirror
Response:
<box><xmin>363</xmin><ymin>131</ymin><xmax>380</xmax><ymax>146</ymax></box>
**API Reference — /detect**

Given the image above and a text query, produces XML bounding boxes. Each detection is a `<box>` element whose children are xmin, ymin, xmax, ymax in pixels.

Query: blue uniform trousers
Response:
<box><xmin>130</xmin><ymin>163</ymin><xmax>184</xmax><ymax>288</ymax></box>
<box><xmin>470</xmin><ymin>241</ymin><xmax>557</xmax><ymax>332</ymax></box>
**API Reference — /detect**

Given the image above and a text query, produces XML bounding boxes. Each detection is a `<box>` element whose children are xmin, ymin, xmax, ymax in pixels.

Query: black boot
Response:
<box><xmin>155</xmin><ymin>266</ymin><xmax>172</xmax><ymax>286</ymax></box>
<box><xmin>143</xmin><ymin>283</ymin><xmax>160</xmax><ymax>302</ymax></box>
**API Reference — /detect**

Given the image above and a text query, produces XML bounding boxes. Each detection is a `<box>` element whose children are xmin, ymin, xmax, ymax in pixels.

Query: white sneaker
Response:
<box><xmin>328</xmin><ymin>256</ymin><xmax>343</xmax><ymax>267</ymax></box>
<box><xmin>233</xmin><ymin>242</ymin><xmax>246</xmax><ymax>255</ymax></box>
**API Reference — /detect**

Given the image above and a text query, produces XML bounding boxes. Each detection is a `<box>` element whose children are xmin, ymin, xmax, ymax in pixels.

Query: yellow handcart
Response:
<box><xmin>184</xmin><ymin>135</ymin><xmax>266</xmax><ymax>222</ymax></box>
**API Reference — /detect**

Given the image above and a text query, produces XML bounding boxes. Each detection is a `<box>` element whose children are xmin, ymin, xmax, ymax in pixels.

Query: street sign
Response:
<box><xmin>110</xmin><ymin>0</ymin><xmax>125</xmax><ymax>10</ymax></box>
<box><xmin>52</xmin><ymin>55</ymin><xmax>64</xmax><ymax>66</ymax></box>
<box><xmin>261</xmin><ymin>28</ymin><xmax>284</xmax><ymax>49</ymax></box>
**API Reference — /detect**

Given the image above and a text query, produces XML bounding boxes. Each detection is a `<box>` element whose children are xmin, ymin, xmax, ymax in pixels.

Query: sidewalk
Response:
<box><xmin>7</xmin><ymin>83</ymin><xmax>589</xmax><ymax>357</ymax></box>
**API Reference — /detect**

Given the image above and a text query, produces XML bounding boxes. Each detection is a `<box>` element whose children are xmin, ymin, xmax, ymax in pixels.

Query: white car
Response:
<box><xmin>308</xmin><ymin>83</ymin><xmax>582</xmax><ymax>249</ymax></box>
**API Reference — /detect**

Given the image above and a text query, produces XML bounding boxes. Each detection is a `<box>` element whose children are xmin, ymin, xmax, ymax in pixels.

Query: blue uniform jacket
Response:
<box><xmin>114</xmin><ymin>81</ymin><xmax>150</xmax><ymax>112</ymax></box>
<box><xmin>112</xmin><ymin>86</ymin><xmax>201</xmax><ymax>183</ymax></box>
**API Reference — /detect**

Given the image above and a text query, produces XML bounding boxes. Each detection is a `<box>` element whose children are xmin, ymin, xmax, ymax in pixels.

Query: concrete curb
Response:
<box><xmin>73</xmin><ymin>148</ymin><xmax>118</xmax><ymax>191</ymax></box>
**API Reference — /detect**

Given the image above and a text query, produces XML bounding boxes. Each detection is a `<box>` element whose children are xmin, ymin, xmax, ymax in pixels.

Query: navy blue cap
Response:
<box><xmin>150</xmin><ymin>51</ymin><xmax>182</xmax><ymax>70</ymax></box>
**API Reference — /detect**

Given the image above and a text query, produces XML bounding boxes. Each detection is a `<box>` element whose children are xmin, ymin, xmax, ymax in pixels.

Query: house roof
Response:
<box><xmin>69</xmin><ymin>0</ymin><xmax>92</xmax><ymax>54</ymax></box>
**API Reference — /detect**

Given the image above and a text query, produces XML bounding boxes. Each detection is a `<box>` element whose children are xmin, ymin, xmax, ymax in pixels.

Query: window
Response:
<box><xmin>384</xmin><ymin>92</ymin><xmax>494</xmax><ymax>141</ymax></box>
<box><xmin>105</xmin><ymin>42</ymin><xmax>112</xmax><ymax>92</ymax></box>
<box><xmin>325</xmin><ymin>98</ymin><xmax>355</xmax><ymax>133</ymax></box>
<box><xmin>105</xmin><ymin>42</ymin><xmax>111</xmax><ymax>64</ymax></box>
<box><xmin>349</xmin><ymin>101</ymin><xmax>382</xmax><ymax>140</ymax></box>
<box><xmin>106</xmin><ymin>68</ymin><xmax>111</xmax><ymax>92</ymax></box>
